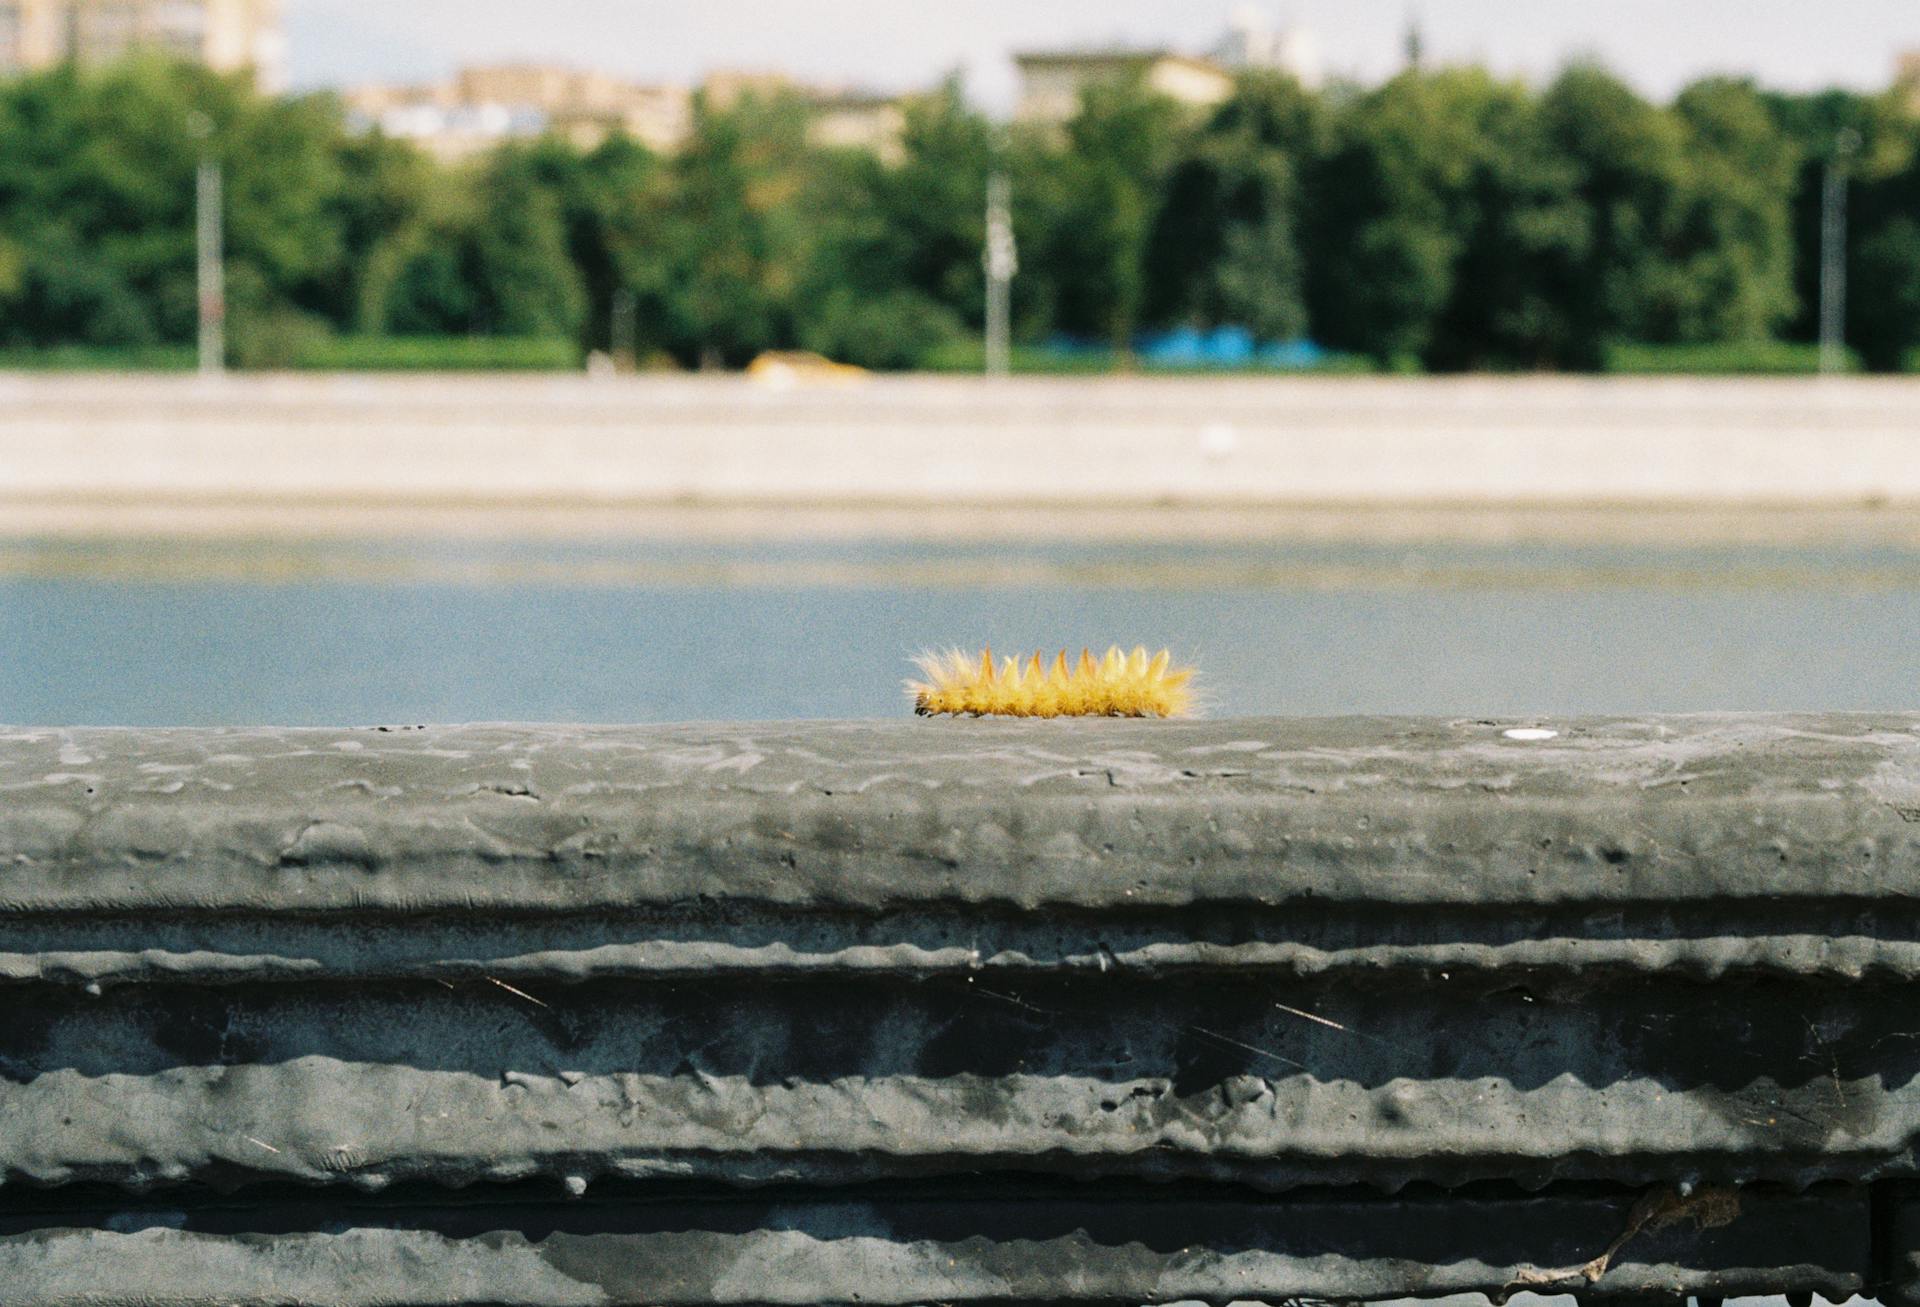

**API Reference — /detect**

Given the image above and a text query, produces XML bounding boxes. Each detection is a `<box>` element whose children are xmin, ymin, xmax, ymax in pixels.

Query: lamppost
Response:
<box><xmin>1819</xmin><ymin>127</ymin><xmax>1862</xmax><ymax>376</ymax></box>
<box><xmin>187</xmin><ymin>111</ymin><xmax>224</xmax><ymax>377</ymax></box>
<box><xmin>983</xmin><ymin>172</ymin><xmax>1017</xmax><ymax>378</ymax></box>
<box><xmin>611</xmin><ymin>287</ymin><xmax>637</xmax><ymax>372</ymax></box>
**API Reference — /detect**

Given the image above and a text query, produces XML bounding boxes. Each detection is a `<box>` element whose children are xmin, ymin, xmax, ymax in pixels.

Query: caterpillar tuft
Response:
<box><xmin>908</xmin><ymin>646</ymin><xmax>1195</xmax><ymax>719</ymax></box>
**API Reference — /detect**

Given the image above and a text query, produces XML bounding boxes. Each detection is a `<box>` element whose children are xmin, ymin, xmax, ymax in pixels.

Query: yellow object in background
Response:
<box><xmin>745</xmin><ymin>351</ymin><xmax>870</xmax><ymax>389</ymax></box>
<box><xmin>910</xmin><ymin>646</ymin><xmax>1195</xmax><ymax>719</ymax></box>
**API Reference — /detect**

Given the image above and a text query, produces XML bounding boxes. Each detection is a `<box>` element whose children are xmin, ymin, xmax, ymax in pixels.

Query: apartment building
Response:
<box><xmin>1013</xmin><ymin>8</ymin><xmax>1319</xmax><ymax>126</ymax></box>
<box><xmin>348</xmin><ymin>63</ymin><xmax>914</xmax><ymax>163</ymax></box>
<box><xmin>0</xmin><ymin>0</ymin><xmax>284</xmax><ymax>90</ymax></box>
<box><xmin>344</xmin><ymin>63</ymin><xmax>694</xmax><ymax>160</ymax></box>
<box><xmin>804</xmin><ymin>89</ymin><xmax>907</xmax><ymax>163</ymax></box>
<box><xmin>1012</xmin><ymin>49</ymin><xmax>1235</xmax><ymax>125</ymax></box>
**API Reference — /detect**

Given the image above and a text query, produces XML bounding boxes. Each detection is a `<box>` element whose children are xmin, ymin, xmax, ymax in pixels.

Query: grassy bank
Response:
<box><xmin>0</xmin><ymin>337</ymin><xmax>580</xmax><ymax>374</ymax></box>
<box><xmin>1602</xmin><ymin>341</ymin><xmax>1860</xmax><ymax>375</ymax></box>
<box><xmin>293</xmin><ymin>336</ymin><xmax>581</xmax><ymax>371</ymax></box>
<box><xmin>0</xmin><ymin>344</ymin><xmax>199</xmax><ymax>372</ymax></box>
<box><xmin>918</xmin><ymin>340</ymin><xmax>1377</xmax><ymax>376</ymax></box>
<box><xmin>3</xmin><ymin>336</ymin><xmax>1914</xmax><ymax>376</ymax></box>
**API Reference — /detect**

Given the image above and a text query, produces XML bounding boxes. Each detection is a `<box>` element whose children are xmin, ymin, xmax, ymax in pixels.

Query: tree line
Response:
<box><xmin>2</xmin><ymin>55</ymin><xmax>1918</xmax><ymax>370</ymax></box>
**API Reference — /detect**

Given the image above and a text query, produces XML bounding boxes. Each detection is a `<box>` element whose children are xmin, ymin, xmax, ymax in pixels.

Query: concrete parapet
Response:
<box><xmin>4</xmin><ymin>716</ymin><xmax>1920</xmax><ymax>1303</ymax></box>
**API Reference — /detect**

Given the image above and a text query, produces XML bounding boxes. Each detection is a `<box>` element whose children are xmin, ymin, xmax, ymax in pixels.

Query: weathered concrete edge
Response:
<box><xmin>5</xmin><ymin>1066</ymin><xmax>1912</xmax><ymax>1194</ymax></box>
<box><xmin>0</xmin><ymin>1189</ymin><xmax>1873</xmax><ymax>1307</ymax></box>
<box><xmin>15</xmin><ymin>933</ymin><xmax>1920</xmax><ymax>987</ymax></box>
<box><xmin>4</xmin><ymin>716</ymin><xmax>1920</xmax><ymax>913</ymax></box>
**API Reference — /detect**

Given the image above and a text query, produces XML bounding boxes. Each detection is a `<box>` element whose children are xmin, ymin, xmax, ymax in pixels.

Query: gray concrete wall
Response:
<box><xmin>4</xmin><ymin>717</ymin><xmax>1920</xmax><ymax>1304</ymax></box>
<box><xmin>6</xmin><ymin>375</ymin><xmax>1920</xmax><ymax>518</ymax></box>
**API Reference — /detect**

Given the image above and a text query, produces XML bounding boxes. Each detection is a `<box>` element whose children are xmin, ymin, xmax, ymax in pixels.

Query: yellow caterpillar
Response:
<box><xmin>909</xmin><ymin>646</ymin><xmax>1195</xmax><ymax>719</ymax></box>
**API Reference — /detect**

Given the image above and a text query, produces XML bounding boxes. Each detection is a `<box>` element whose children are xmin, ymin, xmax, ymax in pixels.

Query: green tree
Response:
<box><xmin>1766</xmin><ymin>88</ymin><xmax>1920</xmax><ymax>370</ymax></box>
<box><xmin>652</xmin><ymin>91</ymin><xmax>812</xmax><ymax>366</ymax></box>
<box><xmin>0</xmin><ymin>47</ymin><xmax>1907</xmax><ymax>375</ymax></box>
<box><xmin>1421</xmin><ymin>78</ymin><xmax>1588</xmax><ymax>369</ymax></box>
<box><xmin>380</xmin><ymin>145</ymin><xmax>586</xmax><ymax>339</ymax></box>
<box><xmin>0</xmin><ymin>58</ymin><xmax>343</xmax><ymax>349</ymax></box>
<box><xmin>470</xmin><ymin>145</ymin><xmax>588</xmax><ymax>337</ymax></box>
<box><xmin>220</xmin><ymin>84</ymin><xmax>348</xmax><ymax>349</ymax></box>
<box><xmin>868</xmin><ymin>80</ymin><xmax>997</xmax><ymax>322</ymax></box>
<box><xmin>495</xmin><ymin>133</ymin><xmax>663</xmax><ymax>353</ymax></box>
<box><xmin>1146</xmin><ymin>72</ymin><xmax>1329</xmax><ymax>342</ymax></box>
<box><xmin>1522</xmin><ymin>65</ymin><xmax>1688</xmax><ymax>366</ymax></box>
<box><xmin>379</xmin><ymin>176</ymin><xmax>482</xmax><ymax>336</ymax></box>
<box><xmin>1649</xmin><ymin>78</ymin><xmax>1798</xmax><ymax>343</ymax></box>
<box><xmin>321</xmin><ymin>129</ymin><xmax>438</xmax><ymax>334</ymax></box>
<box><xmin>1853</xmin><ymin>215</ymin><xmax>1920</xmax><ymax>371</ymax></box>
<box><xmin>1307</xmin><ymin>68</ymin><xmax>1512</xmax><ymax>365</ymax></box>
<box><xmin>791</xmin><ymin>80</ymin><xmax>981</xmax><ymax>367</ymax></box>
<box><xmin>1763</xmin><ymin>88</ymin><xmax>1912</xmax><ymax>344</ymax></box>
<box><xmin>1848</xmin><ymin>118</ymin><xmax>1920</xmax><ymax>371</ymax></box>
<box><xmin>1017</xmin><ymin>75</ymin><xmax>1186</xmax><ymax>353</ymax></box>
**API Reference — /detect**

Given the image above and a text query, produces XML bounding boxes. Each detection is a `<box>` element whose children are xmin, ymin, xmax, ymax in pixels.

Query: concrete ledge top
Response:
<box><xmin>4</xmin><ymin>715</ymin><xmax>1919</xmax><ymax>914</ymax></box>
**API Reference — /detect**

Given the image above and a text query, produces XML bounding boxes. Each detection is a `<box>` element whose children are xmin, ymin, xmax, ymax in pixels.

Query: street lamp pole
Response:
<box><xmin>611</xmin><ymin>287</ymin><xmax>637</xmax><ymax>372</ymax></box>
<box><xmin>189</xmin><ymin>113</ymin><xmax>224</xmax><ymax>377</ymax></box>
<box><xmin>983</xmin><ymin>172</ymin><xmax>1017</xmax><ymax>378</ymax></box>
<box><xmin>1819</xmin><ymin>128</ymin><xmax>1861</xmax><ymax>376</ymax></box>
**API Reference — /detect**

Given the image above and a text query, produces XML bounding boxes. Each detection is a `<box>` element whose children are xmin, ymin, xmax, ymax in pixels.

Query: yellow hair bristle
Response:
<box><xmin>908</xmin><ymin>645</ymin><xmax>1196</xmax><ymax>719</ymax></box>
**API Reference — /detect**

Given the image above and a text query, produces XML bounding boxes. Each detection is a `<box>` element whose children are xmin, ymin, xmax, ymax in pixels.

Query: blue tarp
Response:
<box><xmin>1045</xmin><ymin>328</ymin><xmax>1335</xmax><ymax>369</ymax></box>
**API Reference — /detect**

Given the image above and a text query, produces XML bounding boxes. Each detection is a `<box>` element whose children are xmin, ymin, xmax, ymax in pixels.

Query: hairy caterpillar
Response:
<box><xmin>909</xmin><ymin>646</ymin><xmax>1195</xmax><ymax>719</ymax></box>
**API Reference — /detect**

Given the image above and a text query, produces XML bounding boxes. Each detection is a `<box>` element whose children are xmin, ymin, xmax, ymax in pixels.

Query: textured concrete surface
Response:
<box><xmin>7</xmin><ymin>716</ymin><xmax>1920</xmax><ymax>914</ymax></box>
<box><xmin>3</xmin><ymin>717</ymin><xmax>1920</xmax><ymax>1302</ymax></box>
<box><xmin>6</xmin><ymin>374</ymin><xmax>1920</xmax><ymax>521</ymax></box>
<box><xmin>0</xmin><ymin>1188</ymin><xmax>1874</xmax><ymax>1306</ymax></box>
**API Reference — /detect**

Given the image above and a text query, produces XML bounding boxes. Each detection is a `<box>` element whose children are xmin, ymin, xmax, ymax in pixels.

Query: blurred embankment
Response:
<box><xmin>5</xmin><ymin>374</ymin><xmax>1920</xmax><ymax>543</ymax></box>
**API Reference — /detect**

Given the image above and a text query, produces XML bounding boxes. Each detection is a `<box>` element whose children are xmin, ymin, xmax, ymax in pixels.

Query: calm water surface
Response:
<box><xmin>5</xmin><ymin>535</ymin><xmax>1918</xmax><ymax>726</ymax></box>
<box><xmin>2</xmin><ymin>534</ymin><xmax>1894</xmax><ymax>1307</ymax></box>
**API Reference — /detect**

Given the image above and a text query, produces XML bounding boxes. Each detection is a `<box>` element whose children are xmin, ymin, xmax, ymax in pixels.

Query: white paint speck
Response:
<box><xmin>1200</xmin><ymin>422</ymin><xmax>1239</xmax><ymax>459</ymax></box>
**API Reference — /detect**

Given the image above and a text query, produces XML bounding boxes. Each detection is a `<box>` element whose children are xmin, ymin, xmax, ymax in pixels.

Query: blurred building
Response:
<box><xmin>348</xmin><ymin>63</ymin><xmax>913</xmax><ymax>163</ymax></box>
<box><xmin>1901</xmin><ymin>49</ymin><xmax>1920</xmax><ymax>112</ymax></box>
<box><xmin>702</xmin><ymin>68</ymin><xmax>910</xmax><ymax>161</ymax></box>
<box><xmin>0</xmin><ymin>0</ymin><xmax>285</xmax><ymax>90</ymax></box>
<box><xmin>800</xmin><ymin>90</ymin><xmax>907</xmax><ymax>162</ymax></box>
<box><xmin>344</xmin><ymin>63</ymin><xmax>693</xmax><ymax>160</ymax></box>
<box><xmin>1211</xmin><ymin>3</ymin><xmax>1321</xmax><ymax>86</ymax></box>
<box><xmin>700</xmin><ymin>68</ymin><xmax>796</xmax><ymax>111</ymax></box>
<box><xmin>1014</xmin><ymin>8</ymin><xmax>1319</xmax><ymax>124</ymax></box>
<box><xmin>1013</xmin><ymin>48</ymin><xmax>1234</xmax><ymax>124</ymax></box>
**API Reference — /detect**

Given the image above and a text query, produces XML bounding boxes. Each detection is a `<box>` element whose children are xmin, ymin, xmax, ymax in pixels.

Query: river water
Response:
<box><xmin>5</xmin><ymin>534</ymin><xmax>1918</xmax><ymax>726</ymax></box>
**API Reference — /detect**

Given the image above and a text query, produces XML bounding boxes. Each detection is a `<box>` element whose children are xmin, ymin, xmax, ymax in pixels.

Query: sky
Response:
<box><xmin>286</xmin><ymin>0</ymin><xmax>1920</xmax><ymax>110</ymax></box>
